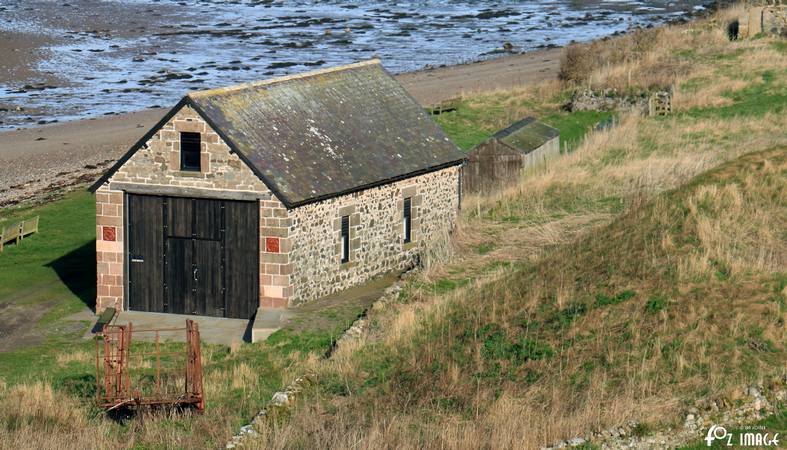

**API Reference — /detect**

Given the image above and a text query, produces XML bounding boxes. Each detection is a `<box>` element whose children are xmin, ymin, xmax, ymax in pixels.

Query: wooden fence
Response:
<box><xmin>0</xmin><ymin>216</ymin><xmax>39</xmax><ymax>253</ymax></box>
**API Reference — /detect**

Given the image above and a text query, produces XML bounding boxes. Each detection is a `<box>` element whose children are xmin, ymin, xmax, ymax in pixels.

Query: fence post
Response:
<box><xmin>186</xmin><ymin>320</ymin><xmax>205</xmax><ymax>411</ymax></box>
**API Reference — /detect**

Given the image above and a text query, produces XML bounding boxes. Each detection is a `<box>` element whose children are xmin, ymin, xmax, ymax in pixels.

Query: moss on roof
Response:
<box><xmin>189</xmin><ymin>60</ymin><xmax>465</xmax><ymax>206</ymax></box>
<box><xmin>493</xmin><ymin>117</ymin><xmax>559</xmax><ymax>154</ymax></box>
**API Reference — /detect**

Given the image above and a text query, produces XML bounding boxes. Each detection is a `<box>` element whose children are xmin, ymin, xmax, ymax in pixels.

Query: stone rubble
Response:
<box><xmin>542</xmin><ymin>381</ymin><xmax>786</xmax><ymax>450</ymax></box>
<box><xmin>225</xmin><ymin>270</ymin><xmax>412</xmax><ymax>449</ymax></box>
<box><xmin>225</xmin><ymin>374</ymin><xmax>312</xmax><ymax>449</ymax></box>
<box><xmin>568</xmin><ymin>88</ymin><xmax>671</xmax><ymax>116</ymax></box>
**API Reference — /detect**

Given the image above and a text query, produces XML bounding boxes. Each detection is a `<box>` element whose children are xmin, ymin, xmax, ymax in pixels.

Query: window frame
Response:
<box><xmin>340</xmin><ymin>215</ymin><xmax>350</xmax><ymax>263</ymax></box>
<box><xmin>180</xmin><ymin>132</ymin><xmax>202</xmax><ymax>172</ymax></box>
<box><xmin>403</xmin><ymin>197</ymin><xmax>412</xmax><ymax>244</ymax></box>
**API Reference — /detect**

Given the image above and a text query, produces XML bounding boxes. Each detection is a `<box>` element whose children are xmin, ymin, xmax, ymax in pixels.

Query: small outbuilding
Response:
<box><xmin>89</xmin><ymin>60</ymin><xmax>465</xmax><ymax>319</ymax></box>
<box><xmin>462</xmin><ymin>117</ymin><xmax>559</xmax><ymax>194</ymax></box>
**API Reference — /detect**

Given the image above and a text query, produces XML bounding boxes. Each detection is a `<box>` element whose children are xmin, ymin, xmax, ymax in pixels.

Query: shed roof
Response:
<box><xmin>492</xmin><ymin>117</ymin><xmax>559</xmax><ymax>154</ymax></box>
<box><xmin>90</xmin><ymin>60</ymin><xmax>465</xmax><ymax>208</ymax></box>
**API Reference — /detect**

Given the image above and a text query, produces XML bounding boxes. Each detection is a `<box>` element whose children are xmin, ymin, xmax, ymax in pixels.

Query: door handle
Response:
<box><xmin>193</xmin><ymin>267</ymin><xmax>199</xmax><ymax>282</ymax></box>
<box><xmin>131</xmin><ymin>256</ymin><xmax>144</xmax><ymax>263</ymax></box>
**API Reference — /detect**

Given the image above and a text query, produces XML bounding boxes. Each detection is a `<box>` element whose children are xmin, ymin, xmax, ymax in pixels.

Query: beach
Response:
<box><xmin>0</xmin><ymin>48</ymin><xmax>561</xmax><ymax>207</ymax></box>
<box><xmin>0</xmin><ymin>0</ymin><xmax>712</xmax><ymax>206</ymax></box>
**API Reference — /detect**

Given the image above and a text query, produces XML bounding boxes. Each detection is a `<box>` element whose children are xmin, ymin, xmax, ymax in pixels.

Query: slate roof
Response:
<box><xmin>492</xmin><ymin>117</ymin><xmax>559</xmax><ymax>154</ymax></box>
<box><xmin>91</xmin><ymin>60</ymin><xmax>465</xmax><ymax>208</ymax></box>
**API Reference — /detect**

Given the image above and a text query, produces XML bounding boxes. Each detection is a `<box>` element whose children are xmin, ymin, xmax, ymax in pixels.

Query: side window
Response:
<box><xmin>180</xmin><ymin>132</ymin><xmax>201</xmax><ymax>172</ymax></box>
<box><xmin>403</xmin><ymin>197</ymin><xmax>412</xmax><ymax>243</ymax></box>
<box><xmin>340</xmin><ymin>215</ymin><xmax>350</xmax><ymax>263</ymax></box>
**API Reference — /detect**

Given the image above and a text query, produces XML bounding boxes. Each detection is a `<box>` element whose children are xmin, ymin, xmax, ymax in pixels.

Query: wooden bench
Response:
<box><xmin>0</xmin><ymin>216</ymin><xmax>39</xmax><ymax>253</ymax></box>
<box><xmin>92</xmin><ymin>307</ymin><xmax>117</xmax><ymax>333</ymax></box>
<box><xmin>427</xmin><ymin>97</ymin><xmax>460</xmax><ymax>115</ymax></box>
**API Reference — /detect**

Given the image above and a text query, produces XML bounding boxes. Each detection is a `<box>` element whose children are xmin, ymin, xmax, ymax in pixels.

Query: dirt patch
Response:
<box><xmin>0</xmin><ymin>301</ymin><xmax>54</xmax><ymax>352</ymax></box>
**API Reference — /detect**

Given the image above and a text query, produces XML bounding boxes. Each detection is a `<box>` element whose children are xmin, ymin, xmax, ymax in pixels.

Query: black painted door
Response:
<box><xmin>193</xmin><ymin>240</ymin><xmax>223</xmax><ymax>316</ymax></box>
<box><xmin>223</xmin><ymin>200</ymin><xmax>259</xmax><ymax>319</ymax></box>
<box><xmin>165</xmin><ymin>237</ymin><xmax>192</xmax><ymax>315</ymax></box>
<box><xmin>128</xmin><ymin>195</ymin><xmax>165</xmax><ymax>312</ymax></box>
<box><xmin>127</xmin><ymin>194</ymin><xmax>258</xmax><ymax>319</ymax></box>
<box><xmin>164</xmin><ymin>198</ymin><xmax>224</xmax><ymax>316</ymax></box>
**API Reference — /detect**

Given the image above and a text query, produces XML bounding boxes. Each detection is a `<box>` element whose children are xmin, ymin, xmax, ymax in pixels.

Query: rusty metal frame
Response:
<box><xmin>95</xmin><ymin>319</ymin><xmax>204</xmax><ymax>412</ymax></box>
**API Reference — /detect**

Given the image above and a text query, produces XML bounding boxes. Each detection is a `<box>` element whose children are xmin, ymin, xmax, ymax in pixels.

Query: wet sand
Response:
<box><xmin>0</xmin><ymin>48</ymin><xmax>561</xmax><ymax>207</ymax></box>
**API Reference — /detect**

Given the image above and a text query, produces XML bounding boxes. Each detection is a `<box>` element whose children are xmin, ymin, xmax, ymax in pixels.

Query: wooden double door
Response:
<box><xmin>127</xmin><ymin>194</ymin><xmax>258</xmax><ymax>319</ymax></box>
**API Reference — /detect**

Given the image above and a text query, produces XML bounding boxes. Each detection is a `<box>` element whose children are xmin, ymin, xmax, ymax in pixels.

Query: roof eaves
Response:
<box><xmin>287</xmin><ymin>157</ymin><xmax>465</xmax><ymax>209</ymax></box>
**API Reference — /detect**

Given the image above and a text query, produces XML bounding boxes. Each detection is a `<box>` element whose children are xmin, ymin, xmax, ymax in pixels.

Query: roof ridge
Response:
<box><xmin>188</xmin><ymin>59</ymin><xmax>381</xmax><ymax>99</ymax></box>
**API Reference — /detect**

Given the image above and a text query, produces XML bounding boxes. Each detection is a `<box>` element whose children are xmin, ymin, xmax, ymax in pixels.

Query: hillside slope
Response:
<box><xmin>248</xmin><ymin>6</ymin><xmax>787</xmax><ymax>448</ymax></box>
<box><xmin>250</xmin><ymin>148</ymin><xmax>785</xmax><ymax>449</ymax></box>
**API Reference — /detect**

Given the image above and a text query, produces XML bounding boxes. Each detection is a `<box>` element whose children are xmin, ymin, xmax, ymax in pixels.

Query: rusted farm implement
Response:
<box><xmin>95</xmin><ymin>319</ymin><xmax>205</xmax><ymax>412</ymax></box>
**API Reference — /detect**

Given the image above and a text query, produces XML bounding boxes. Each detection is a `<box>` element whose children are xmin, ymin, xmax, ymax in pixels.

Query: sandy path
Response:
<box><xmin>0</xmin><ymin>48</ymin><xmax>561</xmax><ymax>207</ymax></box>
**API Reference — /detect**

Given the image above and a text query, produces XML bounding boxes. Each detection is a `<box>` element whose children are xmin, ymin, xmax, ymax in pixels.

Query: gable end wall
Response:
<box><xmin>95</xmin><ymin>106</ymin><xmax>273</xmax><ymax>313</ymax></box>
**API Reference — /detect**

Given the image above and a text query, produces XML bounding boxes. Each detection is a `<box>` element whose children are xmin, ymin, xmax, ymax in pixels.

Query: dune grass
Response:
<box><xmin>247</xmin><ymin>149</ymin><xmax>786</xmax><ymax>450</ymax></box>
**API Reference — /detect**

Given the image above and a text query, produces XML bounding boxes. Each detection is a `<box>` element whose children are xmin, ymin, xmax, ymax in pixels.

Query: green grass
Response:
<box><xmin>433</xmin><ymin>102</ymin><xmax>505</xmax><ymax>150</ymax></box>
<box><xmin>0</xmin><ymin>189</ymin><xmax>377</xmax><ymax>447</ymax></box>
<box><xmin>770</xmin><ymin>41</ymin><xmax>787</xmax><ymax>54</ymax></box>
<box><xmin>541</xmin><ymin>110</ymin><xmax>613</xmax><ymax>152</ymax></box>
<box><xmin>433</xmin><ymin>97</ymin><xmax>611</xmax><ymax>152</ymax></box>
<box><xmin>684</xmin><ymin>70</ymin><xmax>786</xmax><ymax>119</ymax></box>
<box><xmin>0</xmin><ymin>190</ymin><xmax>95</xmax><ymax>309</ymax></box>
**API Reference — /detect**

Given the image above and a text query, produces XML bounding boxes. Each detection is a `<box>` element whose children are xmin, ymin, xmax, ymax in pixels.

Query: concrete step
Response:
<box><xmin>251</xmin><ymin>308</ymin><xmax>295</xmax><ymax>342</ymax></box>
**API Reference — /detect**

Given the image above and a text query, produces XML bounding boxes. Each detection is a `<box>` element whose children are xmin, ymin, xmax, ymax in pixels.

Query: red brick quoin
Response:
<box><xmin>102</xmin><ymin>226</ymin><xmax>117</xmax><ymax>242</ymax></box>
<box><xmin>265</xmin><ymin>237</ymin><xmax>280</xmax><ymax>253</ymax></box>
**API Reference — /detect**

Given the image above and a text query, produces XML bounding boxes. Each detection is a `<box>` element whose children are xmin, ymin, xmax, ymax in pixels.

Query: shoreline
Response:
<box><xmin>0</xmin><ymin>47</ymin><xmax>562</xmax><ymax>207</ymax></box>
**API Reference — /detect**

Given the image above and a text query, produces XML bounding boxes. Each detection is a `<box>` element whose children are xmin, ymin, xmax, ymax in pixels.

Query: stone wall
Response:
<box><xmin>286</xmin><ymin>166</ymin><xmax>460</xmax><ymax>305</ymax></box>
<box><xmin>95</xmin><ymin>104</ymin><xmax>461</xmax><ymax>312</ymax></box>
<box><xmin>259</xmin><ymin>197</ymin><xmax>294</xmax><ymax>308</ymax></box>
<box><xmin>738</xmin><ymin>6</ymin><xmax>787</xmax><ymax>38</ymax></box>
<box><xmin>95</xmin><ymin>186</ymin><xmax>125</xmax><ymax>312</ymax></box>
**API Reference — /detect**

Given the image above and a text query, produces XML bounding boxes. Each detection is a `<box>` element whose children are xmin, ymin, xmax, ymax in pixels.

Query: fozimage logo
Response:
<box><xmin>704</xmin><ymin>424</ymin><xmax>780</xmax><ymax>447</ymax></box>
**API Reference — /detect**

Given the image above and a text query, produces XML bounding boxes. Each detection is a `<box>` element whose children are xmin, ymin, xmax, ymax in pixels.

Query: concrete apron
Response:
<box><xmin>112</xmin><ymin>310</ymin><xmax>251</xmax><ymax>346</ymax></box>
<box><xmin>100</xmin><ymin>272</ymin><xmax>397</xmax><ymax>346</ymax></box>
<box><xmin>103</xmin><ymin>309</ymin><xmax>294</xmax><ymax>346</ymax></box>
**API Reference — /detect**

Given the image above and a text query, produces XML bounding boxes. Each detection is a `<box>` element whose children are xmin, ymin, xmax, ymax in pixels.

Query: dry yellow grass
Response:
<box><xmin>0</xmin><ymin>382</ymin><xmax>114</xmax><ymax>450</ymax></box>
<box><xmin>246</xmin><ymin>5</ymin><xmax>787</xmax><ymax>448</ymax></box>
<box><xmin>2</xmin><ymin>5</ymin><xmax>785</xmax><ymax>450</ymax></box>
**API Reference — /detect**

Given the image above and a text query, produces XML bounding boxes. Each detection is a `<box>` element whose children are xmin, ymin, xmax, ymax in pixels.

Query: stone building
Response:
<box><xmin>736</xmin><ymin>3</ymin><xmax>786</xmax><ymax>38</ymax></box>
<box><xmin>462</xmin><ymin>117</ymin><xmax>559</xmax><ymax>194</ymax></box>
<box><xmin>89</xmin><ymin>60</ymin><xmax>465</xmax><ymax>319</ymax></box>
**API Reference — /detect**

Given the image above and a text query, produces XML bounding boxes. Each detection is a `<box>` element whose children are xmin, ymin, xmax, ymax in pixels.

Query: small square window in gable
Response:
<box><xmin>180</xmin><ymin>132</ymin><xmax>201</xmax><ymax>172</ymax></box>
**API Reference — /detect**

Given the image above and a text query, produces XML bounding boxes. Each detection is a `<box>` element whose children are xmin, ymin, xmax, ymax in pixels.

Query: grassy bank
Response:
<box><xmin>247</xmin><ymin>5</ymin><xmax>787</xmax><ymax>449</ymax></box>
<box><xmin>1</xmin><ymin>4</ymin><xmax>785</xmax><ymax>449</ymax></box>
